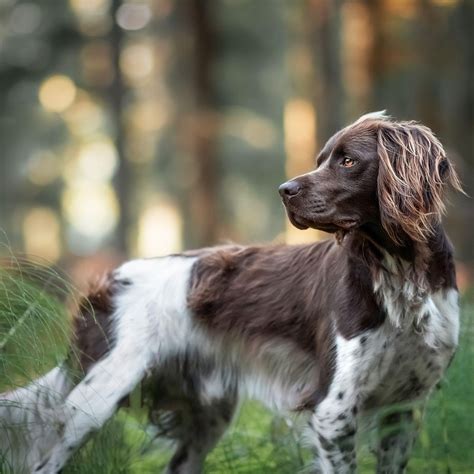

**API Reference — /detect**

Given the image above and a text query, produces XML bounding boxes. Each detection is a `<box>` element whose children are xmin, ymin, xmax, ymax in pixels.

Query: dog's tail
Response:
<box><xmin>0</xmin><ymin>364</ymin><xmax>74</xmax><ymax>473</ymax></box>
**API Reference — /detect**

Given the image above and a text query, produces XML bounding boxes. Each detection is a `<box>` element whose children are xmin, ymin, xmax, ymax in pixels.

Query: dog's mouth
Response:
<box><xmin>335</xmin><ymin>219</ymin><xmax>360</xmax><ymax>230</ymax></box>
<box><xmin>287</xmin><ymin>210</ymin><xmax>311</xmax><ymax>230</ymax></box>
<box><xmin>286</xmin><ymin>210</ymin><xmax>359</xmax><ymax>233</ymax></box>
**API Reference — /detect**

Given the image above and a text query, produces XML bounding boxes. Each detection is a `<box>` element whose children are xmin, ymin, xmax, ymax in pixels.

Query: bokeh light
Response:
<box><xmin>26</xmin><ymin>150</ymin><xmax>60</xmax><ymax>186</ymax></box>
<box><xmin>39</xmin><ymin>75</ymin><xmax>77</xmax><ymax>113</ymax></box>
<box><xmin>62</xmin><ymin>183</ymin><xmax>119</xmax><ymax>240</ymax></box>
<box><xmin>223</xmin><ymin>108</ymin><xmax>277</xmax><ymax>150</ymax></box>
<box><xmin>22</xmin><ymin>207</ymin><xmax>61</xmax><ymax>262</ymax></box>
<box><xmin>69</xmin><ymin>0</ymin><xmax>110</xmax><ymax>15</ymax></box>
<box><xmin>75</xmin><ymin>139</ymin><xmax>118</xmax><ymax>183</ymax></box>
<box><xmin>62</xmin><ymin>91</ymin><xmax>106</xmax><ymax>136</ymax></box>
<box><xmin>116</xmin><ymin>3</ymin><xmax>152</xmax><ymax>31</ymax></box>
<box><xmin>284</xmin><ymin>99</ymin><xmax>321</xmax><ymax>244</ymax></box>
<box><xmin>284</xmin><ymin>99</ymin><xmax>316</xmax><ymax>178</ymax></box>
<box><xmin>69</xmin><ymin>0</ymin><xmax>111</xmax><ymax>36</ymax></box>
<box><xmin>9</xmin><ymin>2</ymin><xmax>42</xmax><ymax>35</ymax></box>
<box><xmin>120</xmin><ymin>42</ymin><xmax>155</xmax><ymax>84</ymax></box>
<box><xmin>384</xmin><ymin>0</ymin><xmax>418</xmax><ymax>18</ymax></box>
<box><xmin>136</xmin><ymin>201</ymin><xmax>182</xmax><ymax>257</ymax></box>
<box><xmin>126</xmin><ymin>101</ymin><xmax>168</xmax><ymax>133</ymax></box>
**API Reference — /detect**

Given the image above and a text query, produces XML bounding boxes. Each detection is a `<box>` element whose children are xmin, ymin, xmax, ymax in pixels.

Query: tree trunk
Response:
<box><xmin>110</xmin><ymin>0</ymin><xmax>130</xmax><ymax>255</ymax></box>
<box><xmin>174</xmin><ymin>0</ymin><xmax>219</xmax><ymax>248</ymax></box>
<box><xmin>308</xmin><ymin>0</ymin><xmax>345</xmax><ymax>143</ymax></box>
<box><xmin>187</xmin><ymin>0</ymin><xmax>219</xmax><ymax>247</ymax></box>
<box><xmin>364</xmin><ymin>0</ymin><xmax>386</xmax><ymax>111</ymax></box>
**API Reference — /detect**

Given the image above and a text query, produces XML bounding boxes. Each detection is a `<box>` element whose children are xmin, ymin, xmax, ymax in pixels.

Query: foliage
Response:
<box><xmin>0</xmin><ymin>257</ymin><xmax>71</xmax><ymax>391</ymax></box>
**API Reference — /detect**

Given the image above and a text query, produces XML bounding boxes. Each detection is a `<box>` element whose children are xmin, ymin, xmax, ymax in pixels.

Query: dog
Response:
<box><xmin>1</xmin><ymin>112</ymin><xmax>462</xmax><ymax>473</ymax></box>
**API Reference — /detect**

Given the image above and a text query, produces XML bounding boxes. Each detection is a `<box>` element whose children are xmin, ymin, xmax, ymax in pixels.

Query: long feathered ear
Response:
<box><xmin>376</xmin><ymin>121</ymin><xmax>463</xmax><ymax>244</ymax></box>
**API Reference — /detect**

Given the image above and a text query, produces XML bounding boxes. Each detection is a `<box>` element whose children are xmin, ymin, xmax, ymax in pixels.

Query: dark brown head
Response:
<box><xmin>279</xmin><ymin>112</ymin><xmax>462</xmax><ymax>245</ymax></box>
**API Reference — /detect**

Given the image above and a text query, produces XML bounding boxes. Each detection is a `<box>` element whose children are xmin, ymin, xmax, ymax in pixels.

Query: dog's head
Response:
<box><xmin>279</xmin><ymin>112</ymin><xmax>462</xmax><ymax>244</ymax></box>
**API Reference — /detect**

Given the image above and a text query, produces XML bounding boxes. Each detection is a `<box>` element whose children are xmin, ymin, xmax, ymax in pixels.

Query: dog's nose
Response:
<box><xmin>279</xmin><ymin>180</ymin><xmax>301</xmax><ymax>198</ymax></box>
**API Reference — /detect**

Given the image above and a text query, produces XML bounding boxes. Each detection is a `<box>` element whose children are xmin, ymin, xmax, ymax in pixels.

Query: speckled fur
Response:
<box><xmin>303</xmin><ymin>256</ymin><xmax>458</xmax><ymax>473</ymax></box>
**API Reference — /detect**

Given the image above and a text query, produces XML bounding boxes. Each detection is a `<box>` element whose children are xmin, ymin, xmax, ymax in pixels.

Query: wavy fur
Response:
<box><xmin>375</xmin><ymin>119</ymin><xmax>462</xmax><ymax>244</ymax></box>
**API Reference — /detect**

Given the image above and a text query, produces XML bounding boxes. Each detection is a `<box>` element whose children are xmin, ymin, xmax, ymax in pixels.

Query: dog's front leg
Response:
<box><xmin>375</xmin><ymin>408</ymin><xmax>419</xmax><ymax>474</ymax></box>
<box><xmin>32</xmin><ymin>346</ymin><xmax>150</xmax><ymax>474</ymax></box>
<box><xmin>305</xmin><ymin>332</ymin><xmax>368</xmax><ymax>473</ymax></box>
<box><xmin>308</xmin><ymin>394</ymin><xmax>358</xmax><ymax>474</ymax></box>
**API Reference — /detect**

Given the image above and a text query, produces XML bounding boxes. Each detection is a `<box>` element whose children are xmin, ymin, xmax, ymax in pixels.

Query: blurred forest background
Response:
<box><xmin>0</xmin><ymin>0</ymin><xmax>473</xmax><ymax>283</ymax></box>
<box><xmin>0</xmin><ymin>0</ymin><xmax>473</xmax><ymax>473</ymax></box>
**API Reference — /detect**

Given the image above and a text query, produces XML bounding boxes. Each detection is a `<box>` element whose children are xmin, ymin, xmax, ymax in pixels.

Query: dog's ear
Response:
<box><xmin>376</xmin><ymin>121</ymin><xmax>462</xmax><ymax>244</ymax></box>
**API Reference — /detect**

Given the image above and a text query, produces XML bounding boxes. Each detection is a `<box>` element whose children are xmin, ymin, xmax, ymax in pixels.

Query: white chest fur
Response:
<box><xmin>356</xmin><ymin>263</ymin><xmax>460</xmax><ymax>410</ymax></box>
<box><xmin>373</xmin><ymin>254</ymin><xmax>459</xmax><ymax>350</ymax></box>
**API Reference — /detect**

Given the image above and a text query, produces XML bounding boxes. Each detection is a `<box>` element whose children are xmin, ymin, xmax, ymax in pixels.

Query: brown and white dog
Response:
<box><xmin>1</xmin><ymin>112</ymin><xmax>462</xmax><ymax>473</ymax></box>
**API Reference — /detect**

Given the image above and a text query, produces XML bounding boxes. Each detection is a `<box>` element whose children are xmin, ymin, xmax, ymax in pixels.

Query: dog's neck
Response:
<box><xmin>350</xmin><ymin>220</ymin><xmax>456</xmax><ymax>293</ymax></box>
<box><xmin>343</xmin><ymin>221</ymin><xmax>456</xmax><ymax>330</ymax></box>
<box><xmin>358</xmin><ymin>222</ymin><xmax>415</xmax><ymax>260</ymax></box>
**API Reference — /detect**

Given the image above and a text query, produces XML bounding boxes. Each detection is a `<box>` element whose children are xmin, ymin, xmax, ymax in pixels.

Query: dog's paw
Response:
<box><xmin>33</xmin><ymin>457</ymin><xmax>62</xmax><ymax>474</ymax></box>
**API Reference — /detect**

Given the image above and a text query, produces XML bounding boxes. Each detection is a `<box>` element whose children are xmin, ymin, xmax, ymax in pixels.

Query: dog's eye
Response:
<box><xmin>341</xmin><ymin>157</ymin><xmax>356</xmax><ymax>168</ymax></box>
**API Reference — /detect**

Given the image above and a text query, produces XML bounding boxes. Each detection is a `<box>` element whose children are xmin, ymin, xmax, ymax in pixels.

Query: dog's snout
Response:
<box><xmin>279</xmin><ymin>180</ymin><xmax>301</xmax><ymax>198</ymax></box>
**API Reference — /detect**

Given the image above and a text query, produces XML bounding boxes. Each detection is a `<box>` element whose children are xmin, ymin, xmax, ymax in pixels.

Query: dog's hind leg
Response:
<box><xmin>32</xmin><ymin>256</ymin><xmax>200</xmax><ymax>473</ymax></box>
<box><xmin>0</xmin><ymin>365</ymin><xmax>74</xmax><ymax>473</ymax></box>
<box><xmin>32</xmin><ymin>344</ymin><xmax>151</xmax><ymax>473</ymax></box>
<box><xmin>163</xmin><ymin>395</ymin><xmax>237</xmax><ymax>474</ymax></box>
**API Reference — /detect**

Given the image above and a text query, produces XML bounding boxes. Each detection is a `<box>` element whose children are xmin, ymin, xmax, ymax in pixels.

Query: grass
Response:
<box><xmin>408</xmin><ymin>300</ymin><xmax>474</xmax><ymax>473</ymax></box>
<box><xmin>1</xmin><ymin>260</ymin><xmax>473</xmax><ymax>473</ymax></box>
<box><xmin>0</xmin><ymin>258</ymin><xmax>71</xmax><ymax>391</ymax></box>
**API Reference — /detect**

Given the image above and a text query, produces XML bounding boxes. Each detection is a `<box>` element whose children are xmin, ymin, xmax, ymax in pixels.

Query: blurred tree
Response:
<box><xmin>0</xmin><ymin>0</ymin><xmax>82</xmax><ymax>253</ymax></box>
<box><xmin>444</xmin><ymin>0</ymin><xmax>474</xmax><ymax>265</ymax></box>
<box><xmin>182</xmin><ymin>0</ymin><xmax>219</xmax><ymax>247</ymax></box>
<box><xmin>308</xmin><ymin>0</ymin><xmax>345</xmax><ymax>143</ymax></box>
<box><xmin>0</xmin><ymin>0</ymin><xmax>472</xmax><ymax>267</ymax></box>
<box><xmin>110</xmin><ymin>0</ymin><xmax>130</xmax><ymax>255</ymax></box>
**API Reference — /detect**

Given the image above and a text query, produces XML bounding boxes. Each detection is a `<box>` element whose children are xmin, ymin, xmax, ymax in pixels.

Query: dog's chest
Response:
<box><xmin>357</xmin><ymin>288</ymin><xmax>459</xmax><ymax>410</ymax></box>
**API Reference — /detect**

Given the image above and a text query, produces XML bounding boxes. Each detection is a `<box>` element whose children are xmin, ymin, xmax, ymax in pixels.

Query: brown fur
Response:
<box><xmin>188</xmin><ymin>240</ymin><xmax>386</xmax><ymax>407</ymax></box>
<box><xmin>376</xmin><ymin>120</ymin><xmax>462</xmax><ymax>244</ymax></box>
<box><xmin>71</xmin><ymin>273</ymin><xmax>118</xmax><ymax>373</ymax></box>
